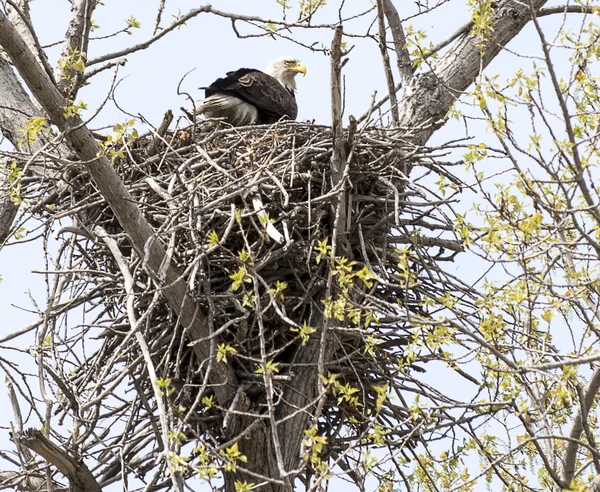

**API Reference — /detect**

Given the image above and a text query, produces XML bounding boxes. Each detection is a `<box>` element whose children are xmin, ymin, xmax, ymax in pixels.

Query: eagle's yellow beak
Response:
<box><xmin>289</xmin><ymin>62</ymin><xmax>307</xmax><ymax>76</ymax></box>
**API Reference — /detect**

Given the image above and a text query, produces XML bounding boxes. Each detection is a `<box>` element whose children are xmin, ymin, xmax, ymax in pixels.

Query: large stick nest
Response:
<box><xmin>21</xmin><ymin>120</ymin><xmax>469</xmax><ymax>480</ymax></box>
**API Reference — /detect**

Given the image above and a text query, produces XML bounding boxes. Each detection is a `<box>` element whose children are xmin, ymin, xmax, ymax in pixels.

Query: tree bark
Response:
<box><xmin>0</xmin><ymin>55</ymin><xmax>63</xmax><ymax>243</ymax></box>
<box><xmin>397</xmin><ymin>0</ymin><xmax>549</xmax><ymax>145</ymax></box>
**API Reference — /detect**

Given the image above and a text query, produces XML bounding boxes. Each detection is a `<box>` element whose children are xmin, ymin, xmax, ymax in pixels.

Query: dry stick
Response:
<box><xmin>18</xmin><ymin>429</ymin><xmax>101</xmax><ymax>492</ymax></box>
<box><xmin>380</xmin><ymin>0</ymin><xmax>413</xmax><ymax>86</ymax></box>
<box><xmin>254</xmin><ymin>278</ymin><xmax>289</xmax><ymax>486</ymax></box>
<box><xmin>375</xmin><ymin>0</ymin><xmax>399</xmax><ymax>125</ymax></box>
<box><xmin>330</xmin><ymin>25</ymin><xmax>348</xmax><ymax>257</ymax></box>
<box><xmin>316</xmin><ymin>18</ymin><xmax>347</xmax><ymax>455</ymax></box>
<box><xmin>147</xmin><ymin>109</ymin><xmax>174</xmax><ymax>156</ymax></box>
<box><xmin>5</xmin><ymin>376</ymin><xmax>33</xmax><ymax>464</ymax></box>
<box><xmin>0</xmin><ymin>9</ymin><xmax>237</xmax><ymax>405</ymax></box>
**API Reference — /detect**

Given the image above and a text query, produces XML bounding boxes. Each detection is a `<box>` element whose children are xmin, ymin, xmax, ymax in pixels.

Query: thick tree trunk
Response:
<box><xmin>398</xmin><ymin>0</ymin><xmax>548</xmax><ymax>145</ymax></box>
<box><xmin>0</xmin><ymin>55</ymin><xmax>48</xmax><ymax>242</ymax></box>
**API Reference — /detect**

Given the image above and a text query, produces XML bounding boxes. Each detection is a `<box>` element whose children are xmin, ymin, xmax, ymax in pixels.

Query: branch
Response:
<box><xmin>87</xmin><ymin>5</ymin><xmax>212</xmax><ymax>66</ymax></box>
<box><xmin>329</xmin><ymin>25</ymin><xmax>350</xmax><ymax>256</ymax></box>
<box><xmin>17</xmin><ymin>428</ymin><xmax>101</xmax><ymax>492</ymax></box>
<box><xmin>381</xmin><ymin>0</ymin><xmax>413</xmax><ymax>86</ymax></box>
<box><xmin>7</xmin><ymin>0</ymin><xmax>55</xmax><ymax>87</ymax></box>
<box><xmin>0</xmin><ymin>179</ymin><xmax>18</xmax><ymax>244</ymax></box>
<box><xmin>376</xmin><ymin>0</ymin><xmax>399</xmax><ymax>125</ymax></box>
<box><xmin>153</xmin><ymin>0</ymin><xmax>167</xmax><ymax>35</ymax></box>
<box><xmin>561</xmin><ymin>367</ymin><xmax>600</xmax><ymax>485</ymax></box>
<box><xmin>396</xmin><ymin>0</ymin><xmax>550</xmax><ymax>145</ymax></box>
<box><xmin>56</xmin><ymin>0</ymin><xmax>99</xmax><ymax>96</ymax></box>
<box><xmin>538</xmin><ymin>5</ymin><xmax>597</xmax><ymax>17</ymax></box>
<box><xmin>0</xmin><ymin>7</ymin><xmax>237</xmax><ymax>405</ymax></box>
<box><xmin>390</xmin><ymin>235</ymin><xmax>464</xmax><ymax>252</ymax></box>
<box><xmin>428</xmin><ymin>19</ymin><xmax>473</xmax><ymax>58</ymax></box>
<box><xmin>0</xmin><ymin>471</ymin><xmax>49</xmax><ymax>491</ymax></box>
<box><xmin>87</xmin><ymin>4</ymin><xmax>337</xmax><ymax>67</ymax></box>
<box><xmin>96</xmin><ymin>226</ymin><xmax>185</xmax><ymax>492</ymax></box>
<box><xmin>5</xmin><ymin>376</ymin><xmax>33</xmax><ymax>464</ymax></box>
<box><xmin>0</xmin><ymin>55</ymin><xmax>67</xmax><ymax>243</ymax></box>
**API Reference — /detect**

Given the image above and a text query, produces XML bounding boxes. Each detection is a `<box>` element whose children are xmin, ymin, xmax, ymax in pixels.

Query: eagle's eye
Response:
<box><xmin>285</xmin><ymin>60</ymin><xmax>292</xmax><ymax>66</ymax></box>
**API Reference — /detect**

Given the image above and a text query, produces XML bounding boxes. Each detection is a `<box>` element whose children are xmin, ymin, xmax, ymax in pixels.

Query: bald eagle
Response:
<box><xmin>195</xmin><ymin>56</ymin><xmax>306</xmax><ymax>126</ymax></box>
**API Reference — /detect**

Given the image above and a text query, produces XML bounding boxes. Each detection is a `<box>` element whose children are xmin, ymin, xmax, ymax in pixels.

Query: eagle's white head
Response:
<box><xmin>265</xmin><ymin>56</ymin><xmax>307</xmax><ymax>92</ymax></box>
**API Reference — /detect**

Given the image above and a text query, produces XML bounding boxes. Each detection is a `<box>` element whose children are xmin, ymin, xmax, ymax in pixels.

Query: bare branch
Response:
<box><xmin>87</xmin><ymin>4</ymin><xmax>337</xmax><ymax>67</ymax></box>
<box><xmin>561</xmin><ymin>367</ymin><xmax>600</xmax><ymax>485</ymax></box>
<box><xmin>381</xmin><ymin>0</ymin><xmax>413</xmax><ymax>86</ymax></box>
<box><xmin>153</xmin><ymin>0</ymin><xmax>167</xmax><ymax>36</ymax></box>
<box><xmin>376</xmin><ymin>0</ymin><xmax>399</xmax><ymax>126</ymax></box>
<box><xmin>7</xmin><ymin>0</ymin><xmax>55</xmax><ymax>87</ymax></box>
<box><xmin>538</xmin><ymin>5</ymin><xmax>597</xmax><ymax>17</ymax></box>
<box><xmin>16</xmin><ymin>429</ymin><xmax>101</xmax><ymax>492</ymax></box>
<box><xmin>55</xmin><ymin>0</ymin><xmax>99</xmax><ymax>96</ymax></box>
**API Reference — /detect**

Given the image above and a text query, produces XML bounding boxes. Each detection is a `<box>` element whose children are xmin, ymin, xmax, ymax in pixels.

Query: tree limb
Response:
<box><xmin>538</xmin><ymin>5</ymin><xmax>597</xmax><ymax>17</ymax></box>
<box><xmin>376</xmin><ymin>0</ymin><xmax>399</xmax><ymax>125</ymax></box>
<box><xmin>561</xmin><ymin>367</ymin><xmax>600</xmax><ymax>485</ymax></box>
<box><xmin>397</xmin><ymin>0</ymin><xmax>550</xmax><ymax>145</ymax></box>
<box><xmin>16</xmin><ymin>428</ymin><xmax>101</xmax><ymax>492</ymax></box>
<box><xmin>7</xmin><ymin>0</ymin><xmax>55</xmax><ymax>88</ymax></box>
<box><xmin>0</xmin><ymin>54</ymin><xmax>65</xmax><ymax>243</ymax></box>
<box><xmin>55</xmin><ymin>0</ymin><xmax>99</xmax><ymax>96</ymax></box>
<box><xmin>381</xmin><ymin>0</ymin><xmax>413</xmax><ymax>86</ymax></box>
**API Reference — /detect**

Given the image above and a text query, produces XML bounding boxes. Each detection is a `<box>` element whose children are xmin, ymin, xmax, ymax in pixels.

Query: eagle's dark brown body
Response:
<box><xmin>206</xmin><ymin>68</ymin><xmax>297</xmax><ymax>124</ymax></box>
<box><xmin>196</xmin><ymin>56</ymin><xmax>306</xmax><ymax>127</ymax></box>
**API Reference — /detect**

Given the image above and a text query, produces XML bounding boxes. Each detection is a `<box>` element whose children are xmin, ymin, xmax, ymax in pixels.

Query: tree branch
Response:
<box><xmin>561</xmin><ymin>367</ymin><xmax>600</xmax><ymax>485</ymax></box>
<box><xmin>56</xmin><ymin>0</ymin><xmax>99</xmax><ymax>96</ymax></box>
<box><xmin>87</xmin><ymin>4</ymin><xmax>337</xmax><ymax>67</ymax></box>
<box><xmin>87</xmin><ymin>5</ymin><xmax>213</xmax><ymax>67</ymax></box>
<box><xmin>16</xmin><ymin>429</ymin><xmax>100</xmax><ymax>492</ymax></box>
<box><xmin>381</xmin><ymin>0</ymin><xmax>413</xmax><ymax>86</ymax></box>
<box><xmin>376</xmin><ymin>0</ymin><xmax>399</xmax><ymax>125</ymax></box>
<box><xmin>538</xmin><ymin>5</ymin><xmax>597</xmax><ymax>17</ymax></box>
<box><xmin>7</xmin><ymin>0</ymin><xmax>56</xmax><ymax>88</ymax></box>
<box><xmin>396</xmin><ymin>0</ymin><xmax>550</xmax><ymax>145</ymax></box>
<box><xmin>0</xmin><ymin>54</ymin><xmax>67</xmax><ymax>243</ymax></box>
